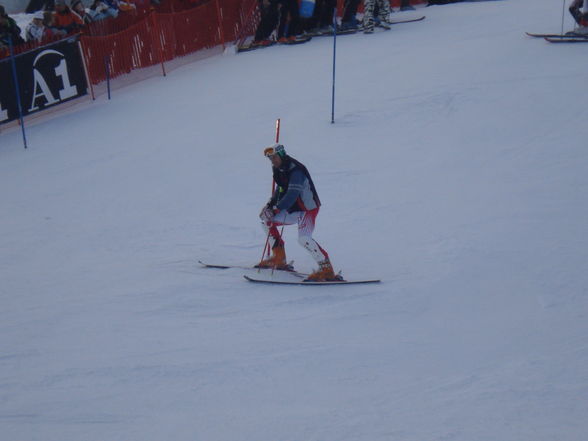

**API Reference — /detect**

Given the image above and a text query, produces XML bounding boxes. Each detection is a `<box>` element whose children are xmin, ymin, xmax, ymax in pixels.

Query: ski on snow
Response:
<box><xmin>526</xmin><ymin>32</ymin><xmax>588</xmax><ymax>42</ymax></box>
<box><xmin>198</xmin><ymin>260</ymin><xmax>308</xmax><ymax>277</ymax></box>
<box><xmin>243</xmin><ymin>275</ymin><xmax>381</xmax><ymax>286</ymax></box>
<box><xmin>331</xmin><ymin>16</ymin><xmax>426</xmax><ymax>35</ymax></box>
<box><xmin>390</xmin><ymin>16</ymin><xmax>426</xmax><ymax>25</ymax></box>
<box><xmin>544</xmin><ymin>36</ymin><xmax>588</xmax><ymax>43</ymax></box>
<box><xmin>526</xmin><ymin>32</ymin><xmax>569</xmax><ymax>38</ymax></box>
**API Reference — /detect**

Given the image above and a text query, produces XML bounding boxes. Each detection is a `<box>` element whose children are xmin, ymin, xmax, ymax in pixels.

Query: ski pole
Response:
<box><xmin>259</xmin><ymin>119</ymin><xmax>281</xmax><ymax>270</ymax></box>
<box><xmin>561</xmin><ymin>0</ymin><xmax>568</xmax><ymax>34</ymax></box>
<box><xmin>267</xmin><ymin>118</ymin><xmax>281</xmax><ymax>258</ymax></box>
<box><xmin>331</xmin><ymin>7</ymin><xmax>337</xmax><ymax>124</ymax></box>
<box><xmin>273</xmin><ymin>118</ymin><xmax>286</xmax><ymax>261</ymax></box>
<box><xmin>258</xmin><ymin>220</ymin><xmax>272</xmax><ymax>273</ymax></box>
<box><xmin>8</xmin><ymin>36</ymin><xmax>27</xmax><ymax>149</ymax></box>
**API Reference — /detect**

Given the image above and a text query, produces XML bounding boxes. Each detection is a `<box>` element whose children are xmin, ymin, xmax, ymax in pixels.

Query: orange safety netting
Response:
<box><xmin>80</xmin><ymin>0</ymin><xmax>256</xmax><ymax>85</ymax></box>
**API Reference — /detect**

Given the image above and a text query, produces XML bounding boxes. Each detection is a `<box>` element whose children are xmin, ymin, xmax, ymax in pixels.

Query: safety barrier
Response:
<box><xmin>80</xmin><ymin>0</ymin><xmax>254</xmax><ymax>85</ymax></box>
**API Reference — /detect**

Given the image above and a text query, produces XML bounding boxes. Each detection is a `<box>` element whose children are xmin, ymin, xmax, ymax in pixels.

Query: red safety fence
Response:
<box><xmin>81</xmin><ymin>0</ymin><xmax>257</xmax><ymax>85</ymax></box>
<box><xmin>81</xmin><ymin>16</ymin><xmax>162</xmax><ymax>84</ymax></box>
<box><xmin>156</xmin><ymin>2</ymin><xmax>221</xmax><ymax>60</ymax></box>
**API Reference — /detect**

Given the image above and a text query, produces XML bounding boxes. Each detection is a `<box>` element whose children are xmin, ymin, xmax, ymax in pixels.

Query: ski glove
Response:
<box><xmin>259</xmin><ymin>205</ymin><xmax>280</xmax><ymax>222</ymax></box>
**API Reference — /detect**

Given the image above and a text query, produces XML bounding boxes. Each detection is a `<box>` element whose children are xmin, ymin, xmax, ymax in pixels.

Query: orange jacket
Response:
<box><xmin>53</xmin><ymin>8</ymin><xmax>84</xmax><ymax>32</ymax></box>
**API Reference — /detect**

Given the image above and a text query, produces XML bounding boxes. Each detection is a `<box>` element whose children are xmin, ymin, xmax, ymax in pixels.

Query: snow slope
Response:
<box><xmin>1</xmin><ymin>0</ymin><xmax>588</xmax><ymax>440</ymax></box>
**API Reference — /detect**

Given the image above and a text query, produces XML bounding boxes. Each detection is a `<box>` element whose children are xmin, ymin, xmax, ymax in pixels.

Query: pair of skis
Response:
<box><xmin>526</xmin><ymin>32</ymin><xmax>588</xmax><ymax>43</ymax></box>
<box><xmin>199</xmin><ymin>261</ymin><xmax>381</xmax><ymax>286</ymax></box>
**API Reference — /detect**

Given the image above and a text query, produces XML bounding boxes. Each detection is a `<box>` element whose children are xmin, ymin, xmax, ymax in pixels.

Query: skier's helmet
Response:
<box><xmin>264</xmin><ymin>144</ymin><xmax>286</xmax><ymax>159</ymax></box>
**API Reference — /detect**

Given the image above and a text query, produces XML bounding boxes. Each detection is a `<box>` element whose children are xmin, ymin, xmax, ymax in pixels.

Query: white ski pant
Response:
<box><xmin>261</xmin><ymin>208</ymin><xmax>329</xmax><ymax>263</ymax></box>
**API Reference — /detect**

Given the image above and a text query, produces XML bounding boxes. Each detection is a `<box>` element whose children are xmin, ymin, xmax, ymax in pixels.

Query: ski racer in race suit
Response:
<box><xmin>570</xmin><ymin>0</ymin><xmax>588</xmax><ymax>30</ymax></box>
<box><xmin>258</xmin><ymin>144</ymin><xmax>337</xmax><ymax>281</ymax></box>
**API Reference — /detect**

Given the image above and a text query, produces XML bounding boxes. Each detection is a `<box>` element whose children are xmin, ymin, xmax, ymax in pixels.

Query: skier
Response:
<box><xmin>569</xmin><ymin>0</ymin><xmax>588</xmax><ymax>33</ymax></box>
<box><xmin>258</xmin><ymin>144</ymin><xmax>337</xmax><ymax>281</ymax></box>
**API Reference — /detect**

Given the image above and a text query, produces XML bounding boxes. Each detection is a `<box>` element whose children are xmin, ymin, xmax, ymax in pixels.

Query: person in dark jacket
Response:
<box><xmin>258</xmin><ymin>144</ymin><xmax>337</xmax><ymax>281</ymax></box>
<box><xmin>0</xmin><ymin>5</ymin><xmax>25</xmax><ymax>49</ymax></box>
<box><xmin>71</xmin><ymin>0</ymin><xmax>93</xmax><ymax>24</ymax></box>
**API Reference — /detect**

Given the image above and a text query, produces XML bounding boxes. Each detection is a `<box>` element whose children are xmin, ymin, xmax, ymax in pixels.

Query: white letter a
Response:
<box><xmin>29</xmin><ymin>69</ymin><xmax>58</xmax><ymax>112</ymax></box>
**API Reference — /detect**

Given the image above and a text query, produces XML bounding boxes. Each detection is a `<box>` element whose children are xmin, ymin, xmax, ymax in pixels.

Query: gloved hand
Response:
<box><xmin>259</xmin><ymin>204</ymin><xmax>280</xmax><ymax>222</ymax></box>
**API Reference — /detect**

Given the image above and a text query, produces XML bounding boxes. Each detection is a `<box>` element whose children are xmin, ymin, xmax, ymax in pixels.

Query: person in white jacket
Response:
<box><xmin>25</xmin><ymin>11</ymin><xmax>48</xmax><ymax>42</ymax></box>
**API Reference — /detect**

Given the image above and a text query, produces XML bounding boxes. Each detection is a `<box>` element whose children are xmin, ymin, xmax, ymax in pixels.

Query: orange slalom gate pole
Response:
<box><xmin>259</xmin><ymin>118</ymin><xmax>281</xmax><ymax>267</ymax></box>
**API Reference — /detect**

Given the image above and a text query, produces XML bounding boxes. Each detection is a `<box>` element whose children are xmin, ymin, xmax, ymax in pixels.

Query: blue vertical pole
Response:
<box><xmin>331</xmin><ymin>8</ymin><xmax>337</xmax><ymax>124</ymax></box>
<box><xmin>8</xmin><ymin>36</ymin><xmax>28</xmax><ymax>149</ymax></box>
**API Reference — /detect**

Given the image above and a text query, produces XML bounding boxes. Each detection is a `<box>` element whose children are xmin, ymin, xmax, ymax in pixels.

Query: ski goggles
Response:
<box><xmin>264</xmin><ymin>144</ymin><xmax>285</xmax><ymax>158</ymax></box>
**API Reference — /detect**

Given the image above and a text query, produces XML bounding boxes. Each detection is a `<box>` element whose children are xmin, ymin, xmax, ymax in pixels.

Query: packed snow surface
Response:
<box><xmin>1</xmin><ymin>0</ymin><xmax>588</xmax><ymax>440</ymax></box>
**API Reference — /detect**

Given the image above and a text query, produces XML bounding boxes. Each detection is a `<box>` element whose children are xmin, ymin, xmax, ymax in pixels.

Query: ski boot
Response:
<box><xmin>305</xmin><ymin>259</ymin><xmax>342</xmax><ymax>282</ymax></box>
<box><xmin>256</xmin><ymin>244</ymin><xmax>291</xmax><ymax>270</ymax></box>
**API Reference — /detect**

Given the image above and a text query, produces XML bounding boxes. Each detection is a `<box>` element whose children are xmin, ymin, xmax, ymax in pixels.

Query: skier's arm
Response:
<box><xmin>275</xmin><ymin>169</ymin><xmax>304</xmax><ymax>211</ymax></box>
<box><xmin>267</xmin><ymin>185</ymin><xmax>280</xmax><ymax>207</ymax></box>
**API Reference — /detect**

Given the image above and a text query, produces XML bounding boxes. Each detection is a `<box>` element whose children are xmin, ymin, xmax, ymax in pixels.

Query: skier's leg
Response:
<box><xmin>341</xmin><ymin>0</ymin><xmax>361</xmax><ymax>29</ymax></box>
<box><xmin>377</xmin><ymin>0</ymin><xmax>391</xmax><ymax>24</ymax></box>
<box><xmin>258</xmin><ymin>210</ymin><xmax>298</xmax><ymax>268</ymax></box>
<box><xmin>255</xmin><ymin>1</ymin><xmax>280</xmax><ymax>41</ymax></box>
<box><xmin>297</xmin><ymin>209</ymin><xmax>329</xmax><ymax>263</ymax></box>
<box><xmin>286</xmin><ymin>0</ymin><xmax>300</xmax><ymax>37</ymax></box>
<box><xmin>363</xmin><ymin>0</ymin><xmax>376</xmax><ymax>33</ymax></box>
<box><xmin>296</xmin><ymin>209</ymin><xmax>336</xmax><ymax>281</ymax></box>
<box><xmin>319</xmin><ymin>0</ymin><xmax>336</xmax><ymax>29</ymax></box>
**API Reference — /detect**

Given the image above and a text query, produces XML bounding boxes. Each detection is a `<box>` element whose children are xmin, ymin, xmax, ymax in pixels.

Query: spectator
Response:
<box><xmin>25</xmin><ymin>0</ymin><xmax>55</xmax><ymax>13</ymax></box>
<box><xmin>99</xmin><ymin>0</ymin><xmax>136</xmax><ymax>15</ymax></box>
<box><xmin>252</xmin><ymin>0</ymin><xmax>304</xmax><ymax>46</ymax></box>
<box><xmin>44</xmin><ymin>10</ymin><xmax>67</xmax><ymax>37</ymax></box>
<box><xmin>88</xmin><ymin>0</ymin><xmax>118</xmax><ymax>21</ymax></box>
<box><xmin>52</xmin><ymin>0</ymin><xmax>84</xmax><ymax>33</ymax></box>
<box><xmin>306</xmin><ymin>0</ymin><xmax>336</xmax><ymax>35</ymax></box>
<box><xmin>339</xmin><ymin>0</ymin><xmax>361</xmax><ymax>31</ymax></box>
<box><xmin>569</xmin><ymin>0</ymin><xmax>588</xmax><ymax>33</ymax></box>
<box><xmin>0</xmin><ymin>4</ymin><xmax>25</xmax><ymax>48</ymax></box>
<box><xmin>25</xmin><ymin>10</ymin><xmax>51</xmax><ymax>41</ymax></box>
<box><xmin>363</xmin><ymin>0</ymin><xmax>391</xmax><ymax>34</ymax></box>
<box><xmin>71</xmin><ymin>0</ymin><xmax>93</xmax><ymax>24</ymax></box>
<box><xmin>276</xmin><ymin>0</ymin><xmax>301</xmax><ymax>42</ymax></box>
<box><xmin>117</xmin><ymin>0</ymin><xmax>137</xmax><ymax>13</ymax></box>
